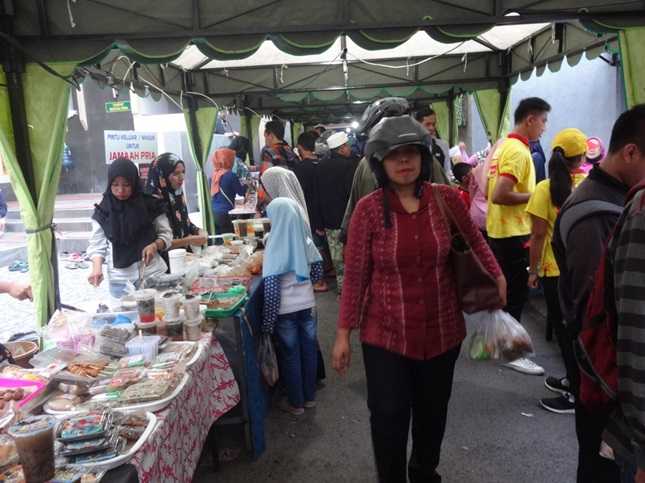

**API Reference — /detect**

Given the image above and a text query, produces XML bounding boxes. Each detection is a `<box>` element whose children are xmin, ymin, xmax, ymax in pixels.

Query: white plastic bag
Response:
<box><xmin>466</xmin><ymin>310</ymin><xmax>534</xmax><ymax>361</ymax></box>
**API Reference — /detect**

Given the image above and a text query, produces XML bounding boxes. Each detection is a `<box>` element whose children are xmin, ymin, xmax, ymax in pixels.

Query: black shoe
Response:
<box><xmin>544</xmin><ymin>376</ymin><xmax>570</xmax><ymax>396</ymax></box>
<box><xmin>539</xmin><ymin>394</ymin><xmax>575</xmax><ymax>414</ymax></box>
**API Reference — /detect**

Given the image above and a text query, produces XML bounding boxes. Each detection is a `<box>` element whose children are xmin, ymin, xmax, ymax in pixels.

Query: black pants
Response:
<box><xmin>542</xmin><ymin>277</ymin><xmax>577</xmax><ymax>382</ymax></box>
<box><xmin>575</xmin><ymin>401</ymin><xmax>620</xmax><ymax>483</ymax></box>
<box><xmin>362</xmin><ymin>343</ymin><xmax>461</xmax><ymax>483</ymax></box>
<box><xmin>488</xmin><ymin>235</ymin><xmax>529</xmax><ymax>322</ymax></box>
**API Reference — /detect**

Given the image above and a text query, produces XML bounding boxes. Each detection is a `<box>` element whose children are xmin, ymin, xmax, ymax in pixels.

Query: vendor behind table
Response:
<box><xmin>87</xmin><ymin>158</ymin><xmax>173</xmax><ymax>298</ymax></box>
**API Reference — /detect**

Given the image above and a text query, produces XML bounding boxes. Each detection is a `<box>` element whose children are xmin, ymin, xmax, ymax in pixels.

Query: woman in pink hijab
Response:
<box><xmin>210</xmin><ymin>148</ymin><xmax>247</xmax><ymax>234</ymax></box>
<box><xmin>581</xmin><ymin>137</ymin><xmax>605</xmax><ymax>174</ymax></box>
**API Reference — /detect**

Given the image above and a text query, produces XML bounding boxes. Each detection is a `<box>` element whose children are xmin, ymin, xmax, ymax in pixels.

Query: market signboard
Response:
<box><xmin>104</xmin><ymin>131</ymin><xmax>157</xmax><ymax>165</ymax></box>
<box><xmin>105</xmin><ymin>100</ymin><xmax>131</xmax><ymax>113</ymax></box>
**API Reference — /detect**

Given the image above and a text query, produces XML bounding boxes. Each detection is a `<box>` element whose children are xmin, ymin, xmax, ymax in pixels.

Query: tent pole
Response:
<box><xmin>244</xmin><ymin>111</ymin><xmax>255</xmax><ymax>165</ymax></box>
<box><xmin>448</xmin><ymin>88</ymin><xmax>455</xmax><ymax>146</ymax></box>
<box><xmin>3</xmin><ymin>47</ymin><xmax>61</xmax><ymax>317</ymax></box>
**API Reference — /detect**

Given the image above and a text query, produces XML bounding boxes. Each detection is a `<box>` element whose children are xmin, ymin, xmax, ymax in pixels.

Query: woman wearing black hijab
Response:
<box><xmin>146</xmin><ymin>153</ymin><xmax>207</xmax><ymax>249</ymax></box>
<box><xmin>87</xmin><ymin>158</ymin><xmax>173</xmax><ymax>298</ymax></box>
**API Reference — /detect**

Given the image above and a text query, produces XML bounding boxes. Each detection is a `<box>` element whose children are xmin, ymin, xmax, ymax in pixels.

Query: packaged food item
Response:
<box><xmin>61</xmin><ymin>437</ymin><xmax>112</xmax><ymax>457</ymax></box>
<box><xmin>114</xmin><ymin>413</ymin><xmax>147</xmax><ymax>441</ymax></box>
<box><xmin>133</xmin><ymin>289</ymin><xmax>156</xmax><ymax>323</ymax></box>
<box><xmin>117</xmin><ymin>355</ymin><xmax>146</xmax><ymax>369</ymax></box>
<box><xmin>69</xmin><ymin>447</ymin><xmax>119</xmax><ymax>465</ymax></box>
<box><xmin>99</xmin><ymin>325</ymin><xmax>131</xmax><ymax>343</ymax></box>
<box><xmin>44</xmin><ymin>394</ymin><xmax>82</xmax><ymax>413</ymax></box>
<box><xmin>0</xmin><ymin>464</ymin><xmax>23</xmax><ymax>482</ymax></box>
<box><xmin>57</xmin><ymin>413</ymin><xmax>110</xmax><ymax>443</ymax></box>
<box><xmin>108</xmin><ymin>368</ymin><xmax>145</xmax><ymax>390</ymax></box>
<box><xmin>120</xmin><ymin>379</ymin><xmax>171</xmax><ymax>403</ymax></box>
<box><xmin>0</xmin><ymin>435</ymin><xmax>18</xmax><ymax>468</ymax></box>
<box><xmin>8</xmin><ymin>416</ymin><xmax>56</xmax><ymax>482</ymax></box>
<box><xmin>58</xmin><ymin>383</ymin><xmax>89</xmax><ymax>396</ymax></box>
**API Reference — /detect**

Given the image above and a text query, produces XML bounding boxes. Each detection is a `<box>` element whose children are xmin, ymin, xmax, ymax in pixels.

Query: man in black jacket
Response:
<box><xmin>317</xmin><ymin>131</ymin><xmax>358</xmax><ymax>294</ymax></box>
<box><xmin>551</xmin><ymin>106</ymin><xmax>645</xmax><ymax>483</ymax></box>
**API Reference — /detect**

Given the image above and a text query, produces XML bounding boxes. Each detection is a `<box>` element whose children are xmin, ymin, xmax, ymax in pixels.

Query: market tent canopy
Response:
<box><xmin>89</xmin><ymin>19</ymin><xmax>618</xmax><ymax>123</ymax></box>
<box><xmin>10</xmin><ymin>0</ymin><xmax>644</xmax><ymax>63</ymax></box>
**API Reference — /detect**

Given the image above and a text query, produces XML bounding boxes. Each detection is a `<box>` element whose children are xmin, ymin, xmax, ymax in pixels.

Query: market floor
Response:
<box><xmin>195</xmin><ymin>288</ymin><xmax>578</xmax><ymax>483</ymax></box>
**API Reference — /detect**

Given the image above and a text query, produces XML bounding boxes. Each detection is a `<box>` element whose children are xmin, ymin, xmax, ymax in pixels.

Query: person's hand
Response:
<box><xmin>635</xmin><ymin>468</ymin><xmax>645</xmax><ymax>483</ymax></box>
<box><xmin>88</xmin><ymin>270</ymin><xmax>104</xmax><ymax>287</ymax></box>
<box><xmin>142</xmin><ymin>243</ymin><xmax>158</xmax><ymax>266</ymax></box>
<box><xmin>189</xmin><ymin>235</ymin><xmax>207</xmax><ymax>246</ymax></box>
<box><xmin>496</xmin><ymin>275</ymin><xmax>507</xmax><ymax>309</ymax></box>
<box><xmin>8</xmin><ymin>282</ymin><xmax>32</xmax><ymax>301</ymax></box>
<box><xmin>528</xmin><ymin>273</ymin><xmax>540</xmax><ymax>289</ymax></box>
<box><xmin>332</xmin><ymin>330</ymin><xmax>351</xmax><ymax>376</ymax></box>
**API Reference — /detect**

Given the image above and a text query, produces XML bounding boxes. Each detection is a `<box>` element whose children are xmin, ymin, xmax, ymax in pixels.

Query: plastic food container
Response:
<box><xmin>168</xmin><ymin>248</ymin><xmax>187</xmax><ymax>274</ymax></box>
<box><xmin>126</xmin><ymin>335</ymin><xmax>161</xmax><ymax>363</ymax></box>
<box><xmin>161</xmin><ymin>291</ymin><xmax>183</xmax><ymax>319</ymax></box>
<box><xmin>8</xmin><ymin>416</ymin><xmax>56</xmax><ymax>482</ymax></box>
<box><xmin>183</xmin><ymin>295</ymin><xmax>201</xmax><ymax>319</ymax></box>
<box><xmin>183</xmin><ymin>318</ymin><xmax>202</xmax><ymax>341</ymax></box>
<box><xmin>135</xmin><ymin>320</ymin><xmax>157</xmax><ymax>336</ymax></box>
<box><xmin>164</xmin><ymin>318</ymin><xmax>184</xmax><ymax>341</ymax></box>
<box><xmin>133</xmin><ymin>289</ymin><xmax>156</xmax><ymax>323</ymax></box>
<box><xmin>4</xmin><ymin>341</ymin><xmax>39</xmax><ymax>368</ymax></box>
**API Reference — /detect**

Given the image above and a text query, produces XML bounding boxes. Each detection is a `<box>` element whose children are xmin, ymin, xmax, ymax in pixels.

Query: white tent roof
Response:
<box><xmin>173</xmin><ymin>24</ymin><xmax>549</xmax><ymax>71</ymax></box>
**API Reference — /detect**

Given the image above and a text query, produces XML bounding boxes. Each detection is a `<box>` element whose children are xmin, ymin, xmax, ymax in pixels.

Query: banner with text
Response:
<box><xmin>104</xmin><ymin>130</ymin><xmax>158</xmax><ymax>164</ymax></box>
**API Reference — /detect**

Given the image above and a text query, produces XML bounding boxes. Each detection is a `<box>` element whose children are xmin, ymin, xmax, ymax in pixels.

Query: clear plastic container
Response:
<box><xmin>183</xmin><ymin>318</ymin><xmax>202</xmax><ymax>341</ymax></box>
<box><xmin>165</xmin><ymin>318</ymin><xmax>184</xmax><ymax>341</ymax></box>
<box><xmin>161</xmin><ymin>291</ymin><xmax>183</xmax><ymax>319</ymax></box>
<box><xmin>8</xmin><ymin>416</ymin><xmax>56</xmax><ymax>482</ymax></box>
<box><xmin>133</xmin><ymin>289</ymin><xmax>156</xmax><ymax>323</ymax></box>
<box><xmin>183</xmin><ymin>295</ymin><xmax>201</xmax><ymax>320</ymax></box>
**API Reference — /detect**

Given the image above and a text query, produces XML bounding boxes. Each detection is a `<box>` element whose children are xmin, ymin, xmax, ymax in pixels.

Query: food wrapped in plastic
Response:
<box><xmin>466</xmin><ymin>310</ymin><xmax>534</xmax><ymax>362</ymax></box>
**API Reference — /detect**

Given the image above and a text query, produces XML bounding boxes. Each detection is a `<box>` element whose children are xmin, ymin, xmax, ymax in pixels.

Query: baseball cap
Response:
<box><xmin>327</xmin><ymin>131</ymin><xmax>349</xmax><ymax>150</ymax></box>
<box><xmin>551</xmin><ymin>128</ymin><xmax>587</xmax><ymax>158</ymax></box>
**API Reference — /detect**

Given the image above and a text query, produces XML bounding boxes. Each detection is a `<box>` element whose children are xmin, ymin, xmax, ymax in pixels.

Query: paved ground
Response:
<box><xmin>195</xmin><ymin>287</ymin><xmax>577</xmax><ymax>483</ymax></box>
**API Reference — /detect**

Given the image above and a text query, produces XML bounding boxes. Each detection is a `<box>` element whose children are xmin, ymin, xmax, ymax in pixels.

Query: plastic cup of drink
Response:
<box><xmin>164</xmin><ymin>317</ymin><xmax>184</xmax><ymax>341</ymax></box>
<box><xmin>8</xmin><ymin>416</ymin><xmax>56</xmax><ymax>482</ymax></box>
<box><xmin>168</xmin><ymin>248</ymin><xmax>187</xmax><ymax>274</ymax></box>
<box><xmin>134</xmin><ymin>289</ymin><xmax>156</xmax><ymax>323</ymax></box>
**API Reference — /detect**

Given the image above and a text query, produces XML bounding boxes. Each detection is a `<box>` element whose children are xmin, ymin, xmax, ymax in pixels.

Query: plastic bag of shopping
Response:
<box><xmin>466</xmin><ymin>310</ymin><xmax>534</xmax><ymax>361</ymax></box>
<box><xmin>258</xmin><ymin>333</ymin><xmax>279</xmax><ymax>387</ymax></box>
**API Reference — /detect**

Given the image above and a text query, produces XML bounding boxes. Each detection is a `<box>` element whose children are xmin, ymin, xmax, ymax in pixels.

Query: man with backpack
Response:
<box><xmin>552</xmin><ymin>105</ymin><xmax>645</xmax><ymax>483</ymax></box>
<box><xmin>600</xmin><ymin>106</ymin><xmax>645</xmax><ymax>483</ymax></box>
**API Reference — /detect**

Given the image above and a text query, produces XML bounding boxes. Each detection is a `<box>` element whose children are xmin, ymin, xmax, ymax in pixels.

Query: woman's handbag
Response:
<box><xmin>432</xmin><ymin>186</ymin><xmax>502</xmax><ymax>313</ymax></box>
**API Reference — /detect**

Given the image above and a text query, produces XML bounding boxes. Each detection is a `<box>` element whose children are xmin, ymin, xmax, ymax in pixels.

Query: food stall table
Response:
<box><xmin>102</xmin><ymin>334</ymin><xmax>240</xmax><ymax>483</ymax></box>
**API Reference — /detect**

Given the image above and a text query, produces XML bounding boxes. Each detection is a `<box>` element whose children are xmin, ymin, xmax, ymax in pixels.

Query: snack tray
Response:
<box><xmin>45</xmin><ymin>373</ymin><xmax>191</xmax><ymax>417</ymax></box>
<box><xmin>67</xmin><ymin>411</ymin><xmax>157</xmax><ymax>473</ymax></box>
<box><xmin>159</xmin><ymin>341</ymin><xmax>203</xmax><ymax>368</ymax></box>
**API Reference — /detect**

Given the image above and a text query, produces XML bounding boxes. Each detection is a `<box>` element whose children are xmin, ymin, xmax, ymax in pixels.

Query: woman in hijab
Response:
<box><xmin>211</xmin><ymin>148</ymin><xmax>247</xmax><ymax>234</ymax></box>
<box><xmin>261</xmin><ymin>166</ymin><xmax>328</xmax><ymax>292</ymax></box>
<box><xmin>146</xmin><ymin>153</ymin><xmax>207</xmax><ymax>249</ymax></box>
<box><xmin>262</xmin><ymin>197</ymin><xmax>324</xmax><ymax>416</ymax></box>
<box><xmin>88</xmin><ymin>158</ymin><xmax>173</xmax><ymax>298</ymax></box>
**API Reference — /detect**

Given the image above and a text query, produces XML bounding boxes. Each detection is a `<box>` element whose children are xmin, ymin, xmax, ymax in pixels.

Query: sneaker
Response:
<box><xmin>545</xmin><ymin>376</ymin><xmax>570</xmax><ymax>396</ymax></box>
<box><xmin>504</xmin><ymin>358</ymin><xmax>545</xmax><ymax>375</ymax></box>
<box><xmin>279</xmin><ymin>400</ymin><xmax>304</xmax><ymax>416</ymax></box>
<box><xmin>540</xmin><ymin>394</ymin><xmax>575</xmax><ymax>414</ymax></box>
<box><xmin>304</xmin><ymin>401</ymin><xmax>317</xmax><ymax>409</ymax></box>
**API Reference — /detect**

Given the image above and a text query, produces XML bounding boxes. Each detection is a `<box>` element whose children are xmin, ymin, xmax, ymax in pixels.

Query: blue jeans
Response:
<box><xmin>274</xmin><ymin>309</ymin><xmax>317</xmax><ymax>408</ymax></box>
